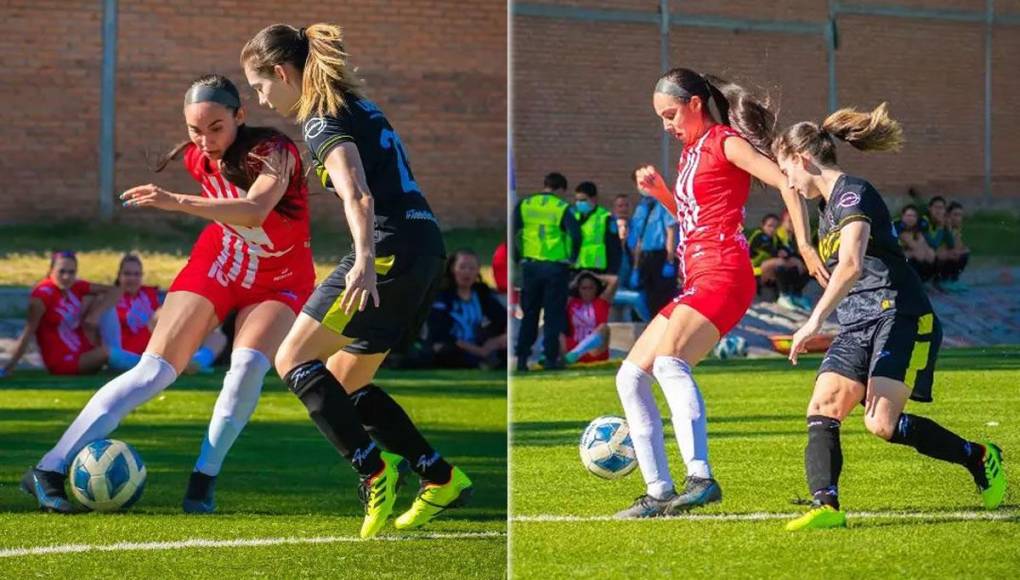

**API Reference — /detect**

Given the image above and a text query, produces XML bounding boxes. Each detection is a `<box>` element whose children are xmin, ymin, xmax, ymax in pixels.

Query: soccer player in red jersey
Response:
<box><xmin>21</xmin><ymin>75</ymin><xmax>315</xmax><ymax>515</ymax></box>
<box><xmin>2</xmin><ymin>252</ymin><xmax>120</xmax><ymax>377</ymax></box>
<box><xmin>562</xmin><ymin>272</ymin><xmax>611</xmax><ymax>364</ymax></box>
<box><xmin>614</xmin><ymin>68</ymin><xmax>829</xmax><ymax>518</ymax></box>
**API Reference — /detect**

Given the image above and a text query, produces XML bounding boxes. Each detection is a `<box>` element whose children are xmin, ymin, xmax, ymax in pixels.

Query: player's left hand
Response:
<box><xmin>121</xmin><ymin>184</ymin><xmax>179</xmax><ymax>211</ymax></box>
<box><xmin>788</xmin><ymin>316</ymin><xmax>822</xmax><ymax>366</ymax></box>
<box><xmin>800</xmin><ymin>246</ymin><xmax>830</xmax><ymax>288</ymax></box>
<box><xmin>341</xmin><ymin>257</ymin><xmax>380</xmax><ymax>315</ymax></box>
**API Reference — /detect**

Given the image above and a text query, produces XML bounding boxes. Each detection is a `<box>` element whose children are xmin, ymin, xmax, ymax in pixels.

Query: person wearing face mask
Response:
<box><xmin>571</xmin><ymin>181</ymin><xmax>621</xmax><ymax>296</ymax></box>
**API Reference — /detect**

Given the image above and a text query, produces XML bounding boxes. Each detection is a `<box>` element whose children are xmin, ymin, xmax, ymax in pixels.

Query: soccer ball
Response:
<box><xmin>579</xmin><ymin>416</ymin><xmax>638</xmax><ymax>479</ymax></box>
<box><xmin>713</xmin><ymin>335</ymin><xmax>748</xmax><ymax>360</ymax></box>
<box><xmin>69</xmin><ymin>439</ymin><xmax>147</xmax><ymax>512</ymax></box>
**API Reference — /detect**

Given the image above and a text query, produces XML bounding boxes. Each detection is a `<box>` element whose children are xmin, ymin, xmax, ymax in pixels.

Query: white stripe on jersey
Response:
<box><xmin>673</xmin><ymin>130</ymin><xmax>711</xmax><ymax>282</ymax></box>
<box><xmin>242</xmin><ymin>252</ymin><xmax>258</xmax><ymax>289</ymax></box>
<box><xmin>227</xmin><ymin>237</ymin><xmax>244</xmax><ymax>283</ymax></box>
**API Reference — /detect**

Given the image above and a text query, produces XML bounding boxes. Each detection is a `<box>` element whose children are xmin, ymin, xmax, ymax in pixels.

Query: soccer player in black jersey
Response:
<box><xmin>772</xmin><ymin>103</ymin><xmax>1005</xmax><ymax>531</ymax></box>
<box><xmin>241</xmin><ymin>23</ymin><xmax>472</xmax><ymax>538</ymax></box>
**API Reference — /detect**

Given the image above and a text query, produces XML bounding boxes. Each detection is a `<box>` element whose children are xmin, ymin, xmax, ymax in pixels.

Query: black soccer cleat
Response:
<box><xmin>666</xmin><ymin>476</ymin><xmax>722</xmax><ymax>514</ymax></box>
<box><xmin>182</xmin><ymin>471</ymin><xmax>217</xmax><ymax>514</ymax></box>
<box><xmin>20</xmin><ymin>468</ymin><xmax>74</xmax><ymax>514</ymax></box>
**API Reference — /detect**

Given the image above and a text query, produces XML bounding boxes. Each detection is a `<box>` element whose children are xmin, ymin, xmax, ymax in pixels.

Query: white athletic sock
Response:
<box><xmin>194</xmin><ymin>348</ymin><xmax>270</xmax><ymax>476</ymax></box>
<box><xmin>567</xmin><ymin>331</ymin><xmax>605</xmax><ymax>362</ymax></box>
<box><xmin>616</xmin><ymin>360</ymin><xmax>674</xmax><ymax>498</ymax></box>
<box><xmin>653</xmin><ymin>356</ymin><xmax>712</xmax><ymax>480</ymax></box>
<box><xmin>37</xmin><ymin>354</ymin><xmax>177</xmax><ymax>473</ymax></box>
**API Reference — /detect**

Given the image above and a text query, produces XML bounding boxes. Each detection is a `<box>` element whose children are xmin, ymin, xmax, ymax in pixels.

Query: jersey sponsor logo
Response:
<box><xmin>303</xmin><ymin>117</ymin><xmax>328</xmax><ymax>140</ymax></box>
<box><xmin>405</xmin><ymin>209</ymin><xmax>437</xmax><ymax>223</ymax></box>
<box><xmin>838</xmin><ymin>192</ymin><xmax>861</xmax><ymax>208</ymax></box>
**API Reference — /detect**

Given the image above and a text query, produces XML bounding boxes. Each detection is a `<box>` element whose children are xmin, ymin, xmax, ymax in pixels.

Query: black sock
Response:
<box><xmin>888</xmin><ymin>413</ymin><xmax>984</xmax><ymax>480</ymax></box>
<box><xmin>284</xmin><ymin>361</ymin><xmax>382</xmax><ymax>478</ymax></box>
<box><xmin>351</xmin><ymin>384</ymin><xmax>453</xmax><ymax>484</ymax></box>
<box><xmin>805</xmin><ymin>415</ymin><xmax>843</xmax><ymax>509</ymax></box>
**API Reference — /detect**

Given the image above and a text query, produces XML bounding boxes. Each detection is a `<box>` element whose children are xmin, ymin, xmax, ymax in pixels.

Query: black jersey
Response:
<box><xmin>302</xmin><ymin>96</ymin><xmax>444</xmax><ymax>257</ymax></box>
<box><xmin>817</xmin><ymin>175</ymin><xmax>932</xmax><ymax>328</ymax></box>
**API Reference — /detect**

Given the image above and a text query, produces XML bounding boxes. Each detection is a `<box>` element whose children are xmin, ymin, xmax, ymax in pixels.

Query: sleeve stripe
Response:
<box><xmin>836</xmin><ymin>214</ymin><xmax>871</xmax><ymax>229</ymax></box>
<box><xmin>315</xmin><ymin>134</ymin><xmax>355</xmax><ymax>160</ymax></box>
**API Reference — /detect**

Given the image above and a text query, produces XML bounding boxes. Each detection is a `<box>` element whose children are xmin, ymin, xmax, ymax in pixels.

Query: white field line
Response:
<box><xmin>0</xmin><ymin>531</ymin><xmax>505</xmax><ymax>559</ymax></box>
<box><xmin>513</xmin><ymin>510</ymin><xmax>1020</xmax><ymax>523</ymax></box>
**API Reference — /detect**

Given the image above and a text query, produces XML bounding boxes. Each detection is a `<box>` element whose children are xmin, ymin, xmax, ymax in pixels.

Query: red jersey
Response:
<box><xmin>492</xmin><ymin>242</ymin><xmax>508</xmax><ymax>294</ymax></box>
<box><xmin>30</xmin><ymin>279</ymin><xmax>95</xmax><ymax>372</ymax></box>
<box><xmin>566</xmin><ymin>297</ymin><xmax>610</xmax><ymax>343</ymax></box>
<box><xmin>116</xmin><ymin>285</ymin><xmax>160</xmax><ymax>354</ymax></box>
<box><xmin>672</xmin><ymin>124</ymin><xmax>751</xmax><ymax>278</ymax></box>
<box><xmin>183</xmin><ymin>140</ymin><xmax>312</xmax><ymax>289</ymax></box>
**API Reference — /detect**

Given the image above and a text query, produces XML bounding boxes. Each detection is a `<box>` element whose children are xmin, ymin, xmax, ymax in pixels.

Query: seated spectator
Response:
<box><xmin>749</xmin><ymin>213</ymin><xmax>810</xmax><ymax>311</ymax></box>
<box><xmin>925</xmin><ymin>196</ymin><xmax>968</xmax><ymax>290</ymax></box>
<box><xmin>940</xmin><ymin>201</ymin><xmax>971</xmax><ymax>291</ymax></box>
<box><xmin>894</xmin><ymin>204</ymin><xmax>936</xmax><ymax>282</ymax></box>
<box><xmin>427</xmin><ymin>249</ymin><xmax>507</xmax><ymax>370</ymax></box>
<box><xmin>2</xmin><ymin>251</ymin><xmax>122</xmax><ymax>377</ymax></box>
<box><xmin>106</xmin><ymin>253</ymin><xmax>160</xmax><ymax>358</ymax></box>
<box><xmin>492</xmin><ymin>241</ymin><xmax>508</xmax><ymax>296</ymax></box>
<box><xmin>562</xmin><ymin>272</ymin><xmax>611</xmax><ymax>364</ymax></box>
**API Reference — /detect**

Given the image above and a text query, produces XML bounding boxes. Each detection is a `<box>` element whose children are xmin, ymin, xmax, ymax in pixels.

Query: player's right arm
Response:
<box><xmin>634</xmin><ymin>165</ymin><xmax>677</xmax><ymax>216</ymax></box>
<box><xmin>2</xmin><ymin>297</ymin><xmax>45</xmax><ymax>377</ymax></box>
<box><xmin>323</xmin><ymin>142</ymin><xmax>380</xmax><ymax>315</ymax></box>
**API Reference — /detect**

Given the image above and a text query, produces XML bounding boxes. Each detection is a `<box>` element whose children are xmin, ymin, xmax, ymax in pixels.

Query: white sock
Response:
<box><xmin>194</xmin><ymin>348</ymin><xmax>270</xmax><ymax>476</ymax></box>
<box><xmin>38</xmin><ymin>354</ymin><xmax>177</xmax><ymax>473</ymax></box>
<box><xmin>653</xmin><ymin>356</ymin><xmax>712</xmax><ymax>480</ymax></box>
<box><xmin>616</xmin><ymin>360</ymin><xmax>673</xmax><ymax>498</ymax></box>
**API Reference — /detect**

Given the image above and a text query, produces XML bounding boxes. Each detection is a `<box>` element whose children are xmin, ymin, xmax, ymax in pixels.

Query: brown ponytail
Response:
<box><xmin>241</xmin><ymin>23</ymin><xmax>365</xmax><ymax>122</ymax></box>
<box><xmin>772</xmin><ymin>102</ymin><xmax>904</xmax><ymax>165</ymax></box>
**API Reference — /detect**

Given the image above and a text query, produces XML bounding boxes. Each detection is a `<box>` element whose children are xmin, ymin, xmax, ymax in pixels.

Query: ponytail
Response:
<box><xmin>772</xmin><ymin>102</ymin><xmax>903</xmax><ymax>166</ymax></box>
<box><xmin>242</xmin><ymin>23</ymin><xmax>364</xmax><ymax>122</ymax></box>
<box><xmin>655</xmin><ymin>68</ymin><xmax>776</xmax><ymax>157</ymax></box>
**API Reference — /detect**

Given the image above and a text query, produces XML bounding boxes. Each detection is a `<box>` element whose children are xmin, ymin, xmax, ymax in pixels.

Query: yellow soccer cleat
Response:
<box><xmin>785</xmin><ymin>504</ymin><xmax>847</xmax><ymax>531</ymax></box>
<box><xmin>394</xmin><ymin>467</ymin><xmax>474</xmax><ymax>530</ymax></box>
<box><xmin>359</xmin><ymin>451</ymin><xmax>402</xmax><ymax>539</ymax></box>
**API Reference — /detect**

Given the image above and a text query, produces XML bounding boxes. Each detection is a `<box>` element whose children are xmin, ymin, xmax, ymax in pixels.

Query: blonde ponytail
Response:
<box><xmin>821</xmin><ymin>102</ymin><xmax>904</xmax><ymax>153</ymax></box>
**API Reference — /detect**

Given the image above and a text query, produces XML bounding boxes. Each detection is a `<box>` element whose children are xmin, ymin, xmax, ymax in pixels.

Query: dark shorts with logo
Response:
<box><xmin>817</xmin><ymin>311</ymin><xmax>942</xmax><ymax>403</ymax></box>
<box><xmin>302</xmin><ymin>251</ymin><xmax>444</xmax><ymax>355</ymax></box>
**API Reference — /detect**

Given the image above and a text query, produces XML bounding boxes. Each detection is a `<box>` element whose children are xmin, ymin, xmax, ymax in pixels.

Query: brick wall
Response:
<box><xmin>0</xmin><ymin>1</ymin><xmax>506</xmax><ymax>229</ymax></box>
<box><xmin>513</xmin><ymin>0</ymin><xmax>1020</xmax><ymax>223</ymax></box>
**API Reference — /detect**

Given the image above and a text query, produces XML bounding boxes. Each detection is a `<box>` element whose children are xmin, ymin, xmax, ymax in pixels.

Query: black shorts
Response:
<box><xmin>818</xmin><ymin>311</ymin><xmax>942</xmax><ymax>403</ymax></box>
<box><xmin>303</xmin><ymin>251</ymin><xmax>444</xmax><ymax>355</ymax></box>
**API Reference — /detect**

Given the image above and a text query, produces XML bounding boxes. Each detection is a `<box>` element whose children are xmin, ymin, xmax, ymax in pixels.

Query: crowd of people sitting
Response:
<box><xmin>512</xmin><ymin>170</ymin><xmax>974</xmax><ymax>369</ymax></box>
<box><xmin>2</xmin><ymin>246</ymin><xmax>511</xmax><ymax>377</ymax></box>
<box><xmin>894</xmin><ymin>196</ymin><xmax>970</xmax><ymax>292</ymax></box>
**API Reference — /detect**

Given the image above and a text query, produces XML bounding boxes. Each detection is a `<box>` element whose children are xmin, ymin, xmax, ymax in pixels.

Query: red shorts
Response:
<box><xmin>564</xmin><ymin>336</ymin><xmax>610</xmax><ymax>363</ymax></box>
<box><xmin>39</xmin><ymin>332</ymin><xmax>94</xmax><ymax>375</ymax></box>
<box><xmin>658</xmin><ymin>245</ymin><xmax>756</xmax><ymax>336</ymax></box>
<box><xmin>169</xmin><ymin>232</ymin><xmax>315</xmax><ymax>321</ymax></box>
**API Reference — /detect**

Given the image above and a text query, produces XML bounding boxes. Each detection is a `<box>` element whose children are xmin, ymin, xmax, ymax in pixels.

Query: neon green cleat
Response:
<box><xmin>359</xmin><ymin>451</ymin><xmax>402</xmax><ymax>539</ymax></box>
<box><xmin>785</xmin><ymin>504</ymin><xmax>847</xmax><ymax>531</ymax></box>
<box><xmin>394</xmin><ymin>467</ymin><xmax>473</xmax><ymax>530</ymax></box>
<box><xmin>979</xmin><ymin>442</ymin><xmax>1006</xmax><ymax>510</ymax></box>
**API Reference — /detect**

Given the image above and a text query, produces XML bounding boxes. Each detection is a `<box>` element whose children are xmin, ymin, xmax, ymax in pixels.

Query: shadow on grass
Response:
<box><xmin>0</xmin><ymin>416</ymin><xmax>507</xmax><ymax>519</ymax></box>
<box><xmin>511</xmin><ymin>420</ymin><xmax>807</xmax><ymax>447</ymax></box>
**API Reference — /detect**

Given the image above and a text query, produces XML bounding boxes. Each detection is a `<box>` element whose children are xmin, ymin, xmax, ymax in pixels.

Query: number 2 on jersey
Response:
<box><xmin>380</xmin><ymin>128</ymin><xmax>419</xmax><ymax>194</ymax></box>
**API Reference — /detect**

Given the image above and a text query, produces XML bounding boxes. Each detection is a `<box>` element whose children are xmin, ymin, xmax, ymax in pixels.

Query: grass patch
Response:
<box><xmin>510</xmin><ymin>346</ymin><xmax>1020</xmax><ymax>578</ymax></box>
<box><xmin>0</xmin><ymin>368</ymin><xmax>507</xmax><ymax>578</ymax></box>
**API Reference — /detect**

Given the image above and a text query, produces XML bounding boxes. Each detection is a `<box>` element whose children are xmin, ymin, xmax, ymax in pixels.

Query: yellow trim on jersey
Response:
<box><xmin>315</xmin><ymin>134</ymin><xmax>355</xmax><ymax>161</ymax></box>
<box><xmin>320</xmin><ymin>256</ymin><xmax>396</xmax><ymax>334</ymax></box>
<box><xmin>904</xmin><ymin>313</ymin><xmax>935</xmax><ymax>388</ymax></box>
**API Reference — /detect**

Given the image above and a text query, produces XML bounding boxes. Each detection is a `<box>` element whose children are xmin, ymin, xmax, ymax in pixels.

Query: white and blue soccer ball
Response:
<box><xmin>69</xmin><ymin>439</ymin><xmax>147</xmax><ymax>512</ymax></box>
<box><xmin>579</xmin><ymin>416</ymin><xmax>638</xmax><ymax>479</ymax></box>
<box><xmin>713</xmin><ymin>335</ymin><xmax>748</xmax><ymax>360</ymax></box>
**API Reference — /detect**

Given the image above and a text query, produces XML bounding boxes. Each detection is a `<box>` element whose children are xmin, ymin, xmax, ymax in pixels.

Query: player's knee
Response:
<box><xmin>864</xmin><ymin>414</ymin><xmax>897</xmax><ymax>441</ymax></box>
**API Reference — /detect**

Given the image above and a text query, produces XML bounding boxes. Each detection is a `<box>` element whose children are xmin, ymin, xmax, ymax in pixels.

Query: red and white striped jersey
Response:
<box><xmin>183</xmin><ymin>140</ymin><xmax>312</xmax><ymax>289</ymax></box>
<box><xmin>672</xmin><ymin>124</ymin><xmax>752</xmax><ymax>276</ymax></box>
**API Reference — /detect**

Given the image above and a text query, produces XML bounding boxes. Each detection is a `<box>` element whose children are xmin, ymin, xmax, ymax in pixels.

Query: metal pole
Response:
<box><xmin>984</xmin><ymin>0</ymin><xmax>993</xmax><ymax>200</ymax></box>
<box><xmin>827</xmin><ymin>0</ymin><xmax>838</xmax><ymax>113</ymax></box>
<box><xmin>659</xmin><ymin>0</ymin><xmax>670</xmax><ymax>182</ymax></box>
<box><xmin>99</xmin><ymin>0</ymin><xmax>117</xmax><ymax>221</ymax></box>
